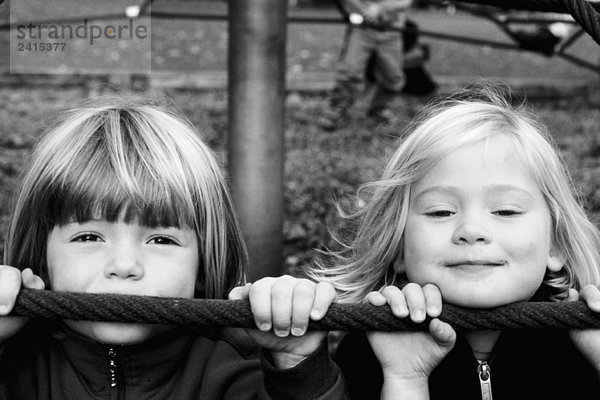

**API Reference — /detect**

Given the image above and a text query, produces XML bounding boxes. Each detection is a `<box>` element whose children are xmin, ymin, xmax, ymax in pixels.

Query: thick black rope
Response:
<box><xmin>10</xmin><ymin>289</ymin><xmax>600</xmax><ymax>331</ymax></box>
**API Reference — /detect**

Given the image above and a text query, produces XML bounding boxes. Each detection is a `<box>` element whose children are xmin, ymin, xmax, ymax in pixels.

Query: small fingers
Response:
<box><xmin>228</xmin><ymin>282</ymin><xmax>252</xmax><ymax>300</ymax></box>
<box><xmin>21</xmin><ymin>269</ymin><xmax>45</xmax><ymax>290</ymax></box>
<box><xmin>270</xmin><ymin>277</ymin><xmax>296</xmax><ymax>337</ymax></box>
<box><xmin>402</xmin><ymin>283</ymin><xmax>426</xmax><ymax>323</ymax></box>
<box><xmin>290</xmin><ymin>279</ymin><xmax>316</xmax><ymax>336</ymax></box>
<box><xmin>248</xmin><ymin>278</ymin><xmax>276</xmax><ymax>332</ymax></box>
<box><xmin>365</xmin><ymin>291</ymin><xmax>387</xmax><ymax>306</ymax></box>
<box><xmin>228</xmin><ymin>286</ymin><xmax>242</xmax><ymax>300</ymax></box>
<box><xmin>0</xmin><ymin>266</ymin><xmax>22</xmax><ymax>315</ymax></box>
<box><xmin>248</xmin><ymin>277</ymin><xmax>336</xmax><ymax>338</ymax></box>
<box><xmin>429</xmin><ymin>318</ymin><xmax>456</xmax><ymax>349</ymax></box>
<box><xmin>310</xmin><ymin>282</ymin><xmax>336</xmax><ymax>320</ymax></box>
<box><xmin>567</xmin><ymin>288</ymin><xmax>579</xmax><ymax>302</ymax></box>
<box><xmin>380</xmin><ymin>285</ymin><xmax>408</xmax><ymax>318</ymax></box>
<box><xmin>423</xmin><ymin>284</ymin><xmax>442</xmax><ymax>317</ymax></box>
<box><xmin>580</xmin><ymin>285</ymin><xmax>600</xmax><ymax>312</ymax></box>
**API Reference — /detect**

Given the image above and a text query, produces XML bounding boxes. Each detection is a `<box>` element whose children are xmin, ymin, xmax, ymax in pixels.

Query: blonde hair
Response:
<box><xmin>4</xmin><ymin>95</ymin><xmax>247</xmax><ymax>299</ymax></box>
<box><xmin>309</xmin><ymin>81</ymin><xmax>600</xmax><ymax>303</ymax></box>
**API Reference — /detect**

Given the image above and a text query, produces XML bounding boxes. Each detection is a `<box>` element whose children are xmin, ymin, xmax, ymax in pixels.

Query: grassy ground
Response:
<box><xmin>1</xmin><ymin>86</ymin><xmax>600</xmax><ymax>274</ymax></box>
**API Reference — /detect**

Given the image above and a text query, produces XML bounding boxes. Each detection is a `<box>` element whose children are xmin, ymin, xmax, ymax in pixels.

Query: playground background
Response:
<box><xmin>0</xmin><ymin>0</ymin><xmax>599</xmax><ymax>273</ymax></box>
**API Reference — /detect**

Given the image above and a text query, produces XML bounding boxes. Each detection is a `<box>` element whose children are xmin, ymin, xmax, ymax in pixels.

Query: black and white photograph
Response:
<box><xmin>0</xmin><ymin>0</ymin><xmax>599</xmax><ymax>398</ymax></box>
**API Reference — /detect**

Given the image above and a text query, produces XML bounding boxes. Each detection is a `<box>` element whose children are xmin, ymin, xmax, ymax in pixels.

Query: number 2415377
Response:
<box><xmin>17</xmin><ymin>42</ymin><xmax>66</xmax><ymax>51</ymax></box>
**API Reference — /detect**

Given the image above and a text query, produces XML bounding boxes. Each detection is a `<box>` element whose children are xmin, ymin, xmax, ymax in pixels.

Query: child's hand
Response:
<box><xmin>228</xmin><ymin>276</ymin><xmax>336</xmax><ymax>369</ymax></box>
<box><xmin>0</xmin><ymin>267</ymin><xmax>45</xmax><ymax>343</ymax></box>
<box><xmin>365</xmin><ymin>283</ymin><xmax>456</xmax><ymax>387</ymax></box>
<box><xmin>568</xmin><ymin>285</ymin><xmax>600</xmax><ymax>371</ymax></box>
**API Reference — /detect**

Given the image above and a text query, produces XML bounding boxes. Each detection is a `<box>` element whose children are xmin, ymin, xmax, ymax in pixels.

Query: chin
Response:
<box><xmin>440</xmin><ymin>288</ymin><xmax>521</xmax><ymax>309</ymax></box>
<box><xmin>68</xmin><ymin>321</ymin><xmax>168</xmax><ymax>345</ymax></box>
<box><xmin>450</xmin><ymin>297</ymin><xmax>507</xmax><ymax>309</ymax></box>
<box><xmin>437</xmin><ymin>280</ymin><xmax>538</xmax><ymax>309</ymax></box>
<box><xmin>445</xmin><ymin>293</ymin><xmax>532</xmax><ymax>309</ymax></box>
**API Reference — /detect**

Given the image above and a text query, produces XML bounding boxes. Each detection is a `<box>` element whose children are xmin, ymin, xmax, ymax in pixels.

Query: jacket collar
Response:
<box><xmin>50</xmin><ymin>321</ymin><xmax>202</xmax><ymax>395</ymax></box>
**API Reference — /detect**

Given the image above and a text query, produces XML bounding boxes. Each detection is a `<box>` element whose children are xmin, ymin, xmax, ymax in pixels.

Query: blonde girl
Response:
<box><xmin>311</xmin><ymin>82</ymin><xmax>600</xmax><ymax>399</ymax></box>
<box><xmin>0</xmin><ymin>95</ymin><xmax>345</xmax><ymax>400</ymax></box>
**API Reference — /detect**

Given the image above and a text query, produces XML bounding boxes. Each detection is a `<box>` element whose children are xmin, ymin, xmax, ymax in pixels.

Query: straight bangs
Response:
<box><xmin>42</xmin><ymin>108</ymin><xmax>198</xmax><ymax>231</ymax></box>
<box><xmin>51</xmin><ymin>145</ymin><xmax>194</xmax><ymax>230</ymax></box>
<box><xmin>6</xmin><ymin>97</ymin><xmax>248</xmax><ymax>298</ymax></box>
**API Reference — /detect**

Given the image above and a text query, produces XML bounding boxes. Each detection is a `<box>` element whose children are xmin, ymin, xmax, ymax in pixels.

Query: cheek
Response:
<box><xmin>402</xmin><ymin>222</ymin><xmax>443</xmax><ymax>273</ymax></box>
<box><xmin>497</xmin><ymin>228</ymin><xmax>553</xmax><ymax>290</ymax></box>
<box><xmin>401</xmin><ymin>238</ymin><xmax>435</xmax><ymax>284</ymax></box>
<box><xmin>47</xmin><ymin>260</ymin><xmax>87</xmax><ymax>291</ymax></box>
<box><xmin>46</xmin><ymin>247</ymin><xmax>89</xmax><ymax>291</ymax></box>
<box><xmin>511</xmin><ymin>240</ymin><xmax>551</xmax><ymax>281</ymax></box>
<box><xmin>165</xmin><ymin>253</ymin><xmax>199</xmax><ymax>298</ymax></box>
<box><xmin>402</xmin><ymin>218</ymin><xmax>423</xmax><ymax>259</ymax></box>
<box><xmin>502</xmin><ymin>222</ymin><xmax>551</xmax><ymax>266</ymax></box>
<box><xmin>46</xmin><ymin>236</ymin><xmax>66</xmax><ymax>289</ymax></box>
<box><xmin>181</xmin><ymin>268</ymin><xmax>198</xmax><ymax>297</ymax></box>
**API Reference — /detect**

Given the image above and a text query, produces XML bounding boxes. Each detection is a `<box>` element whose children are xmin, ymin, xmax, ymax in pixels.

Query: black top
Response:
<box><xmin>335</xmin><ymin>329</ymin><xmax>600</xmax><ymax>400</ymax></box>
<box><xmin>0</xmin><ymin>320</ymin><xmax>347</xmax><ymax>400</ymax></box>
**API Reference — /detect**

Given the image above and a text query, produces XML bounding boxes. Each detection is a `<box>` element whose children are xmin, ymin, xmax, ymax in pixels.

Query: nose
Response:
<box><xmin>452</xmin><ymin>218</ymin><xmax>491</xmax><ymax>245</ymax></box>
<box><xmin>105</xmin><ymin>241</ymin><xmax>144</xmax><ymax>280</ymax></box>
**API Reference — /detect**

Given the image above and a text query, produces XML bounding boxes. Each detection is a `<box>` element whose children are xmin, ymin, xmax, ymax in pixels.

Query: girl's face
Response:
<box><xmin>46</xmin><ymin>218</ymin><xmax>199</xmax><ymax>345</ymax></box>
<box><xmin>398</xmin><ymin>135</ymin><xmax>565</xmax><ymax>308</ymax></box>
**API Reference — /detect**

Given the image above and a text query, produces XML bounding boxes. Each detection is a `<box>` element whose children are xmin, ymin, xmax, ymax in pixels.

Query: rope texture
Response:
<box><xmin>12</xmin><ymin>289</ymin><xmax>600</xmax><ymax>331</ymax></box>
<box><xmin>563</xmin><ymin>0</ymin><xmax>600</xmax><ymax>46</ymax></box>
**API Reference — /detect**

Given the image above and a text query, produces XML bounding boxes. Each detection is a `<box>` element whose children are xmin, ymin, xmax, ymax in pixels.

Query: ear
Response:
<box><xmin>547</xmin><ymin>247</ymin><xmax>567</xmax><ymax>272</ymax></box>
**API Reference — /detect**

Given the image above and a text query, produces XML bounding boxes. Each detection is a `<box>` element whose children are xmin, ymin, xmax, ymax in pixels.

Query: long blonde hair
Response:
<box><xmin>5</xmin><ymin>95</ymin><xmax>247</xmax><ymax>299</ymax></box>
<box><xmin>309</xmin><ymin>82</ymin><xmax>600</xmax><ymax>303</ymax></box>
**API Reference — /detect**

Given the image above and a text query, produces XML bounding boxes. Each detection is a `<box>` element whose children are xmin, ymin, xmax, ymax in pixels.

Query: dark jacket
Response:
<box><xmin>0</xmin><ymin>320</ymin><xmax>348</xmax><ymax>400</ymax></box>
<box><xmin>335</xmin><ymin>330</ymin><xmax>600</xmax><ymax>399</ymax></box>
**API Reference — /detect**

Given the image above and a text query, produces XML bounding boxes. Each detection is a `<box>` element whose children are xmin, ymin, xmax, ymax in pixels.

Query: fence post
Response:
<box><xmin>228</xmin><ymin>0</ymin><xmax>287</xmax><ymax>280</ymax></box>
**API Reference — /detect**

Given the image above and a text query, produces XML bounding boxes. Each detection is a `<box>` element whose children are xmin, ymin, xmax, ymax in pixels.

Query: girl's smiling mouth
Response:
<box><xmin>445</xmin><ymin>260</ymin><xmax>507</xmax><ymax>268</ymax></box>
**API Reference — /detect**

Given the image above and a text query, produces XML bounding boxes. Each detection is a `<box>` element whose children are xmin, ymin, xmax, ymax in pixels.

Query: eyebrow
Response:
<box><xmin>413</xmin><ymin>184</ymin><xmax>536</xmax><ymax>201</ymax></box>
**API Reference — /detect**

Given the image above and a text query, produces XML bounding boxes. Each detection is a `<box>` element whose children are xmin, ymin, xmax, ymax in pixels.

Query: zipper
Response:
<box><xmin>477</xmin><ymin>360</ymin><xmax>493</xmax><ymax>400</ymax></box>
<box><xmin>108</xmin><ymin>347</ymin><xmax>118</xmax><ymax>388</ymax></box>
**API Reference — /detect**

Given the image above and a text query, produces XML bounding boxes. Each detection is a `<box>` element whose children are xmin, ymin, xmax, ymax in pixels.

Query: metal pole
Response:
<box><xmin>228</xmin><ymin>0</ymin><xmax>287</xmax><ymax>280</ymax></box>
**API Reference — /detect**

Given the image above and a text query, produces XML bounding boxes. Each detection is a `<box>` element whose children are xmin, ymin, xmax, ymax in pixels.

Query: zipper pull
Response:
<box><xmin>477</xmin><ymin>361</ymin><xmax>493</xmax><ymax>400</ymax></box>
<box><xmin>108</xmin><ymin>347</ymin><xmax>118</xmax><ymax>388</ymax></box>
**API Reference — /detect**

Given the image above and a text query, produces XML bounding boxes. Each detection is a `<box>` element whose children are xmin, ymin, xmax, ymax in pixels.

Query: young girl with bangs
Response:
<box><xmin>0</xmin><ymin>96</ymin><xmax>346</xmax><ymax>399</ymax></box>
<box><xmin>309</xmin><ymin>82</ymin><xmax>600</xmax><ymax>399</ymax></box>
